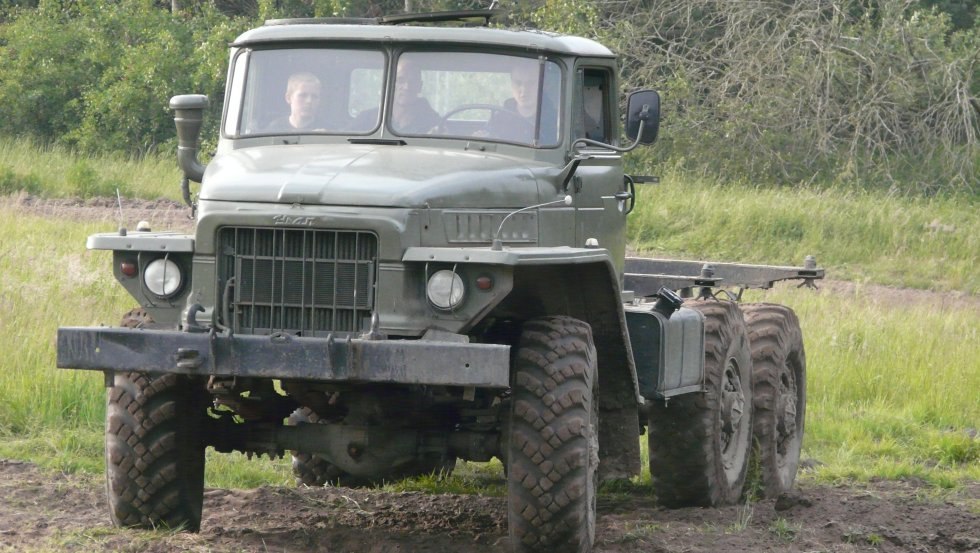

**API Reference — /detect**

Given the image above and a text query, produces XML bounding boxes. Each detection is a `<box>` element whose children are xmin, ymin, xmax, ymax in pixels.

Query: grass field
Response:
<box><xmin>1</xmin><ymin>148</ymin><xmax>978</xmax><ymax>494</ymax></box>
<box><xmin>629</xmin><ymin>170</ymin><xmax>979</xmax><ymax>294</ymax></box>
<box><xmin>0</xmin><ymin>137</ymin><xmax>180</xmax><ymax>200</ymax></box>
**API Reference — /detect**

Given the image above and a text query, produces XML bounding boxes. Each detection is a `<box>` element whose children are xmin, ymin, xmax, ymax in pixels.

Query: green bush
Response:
<box><xmin>0</xmin><ymin>164</ymin><xmax>42</xmax><ymax>195</ymax></box>
<box><xmin>0</xmin><ymin>0</ymin><xmax>250</xmax><ymax>156</ymax></box>
<box><xmin>64</xmin><ymin>160</ymin><xmax>117</xmax><ymax>197</ymax></box>
<box><xmin>0</xmin><ymin>165</ymin><xmax>15</xmax><ymax>194</ymax></box>
<box><xmin>531</xmin><ymin>0</ymin><xmax>980</xmax><ymax>196</ymax></box>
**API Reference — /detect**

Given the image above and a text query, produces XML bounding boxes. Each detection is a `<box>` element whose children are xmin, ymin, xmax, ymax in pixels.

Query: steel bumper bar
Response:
<box><xmin>57</xmin><ymin>327</ymin><xmax>511</xmax><ymax>388</ymax></box>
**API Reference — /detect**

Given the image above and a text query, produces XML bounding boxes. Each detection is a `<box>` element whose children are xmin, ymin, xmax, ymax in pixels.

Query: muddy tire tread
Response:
<box><xmin>647</xmin><ymin>299</ymin><xmax>753</xmax><ymax>508</ymax></box>
<box><xmin>508</xmin><ymin>316</ymin><xmax>597</xmax><ymax>553</ymax></box>
<box><xmin>742</xmin><ymin>302</ymin><xmax>806</xmax><ymax>498</ymax></box>
<box><xmin>105</xmin><ymin>372</ymin><xmax>206</xmax><ymax>531</ymax></box>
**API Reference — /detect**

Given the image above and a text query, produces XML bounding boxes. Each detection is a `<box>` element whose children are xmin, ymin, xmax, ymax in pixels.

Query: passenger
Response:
<box><xmin>391</xmin><ymin>58</ymin><xmax>441</xmax><ymax>134</ymax></box>
<box><xmin>266</xmin><ymin>72</ymin><xmax>325</xmax><ymax>132</ymax></box>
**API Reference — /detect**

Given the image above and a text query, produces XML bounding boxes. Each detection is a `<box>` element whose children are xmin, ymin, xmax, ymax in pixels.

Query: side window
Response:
<box><xmin>578</xmin><ymin>68</ymin><xmax>610</xmax><ymax>142</ymax></box>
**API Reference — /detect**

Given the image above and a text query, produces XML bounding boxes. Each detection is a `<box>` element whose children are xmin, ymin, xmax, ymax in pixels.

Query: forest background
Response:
<box><xmin>0</xmin><ymin>0</ymin><xmax>977</xmax><ymax>197</ymax></box>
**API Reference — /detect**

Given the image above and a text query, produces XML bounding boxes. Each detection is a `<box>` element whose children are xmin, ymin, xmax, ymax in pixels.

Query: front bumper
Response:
<box><xmin>57</xmin><ymin>327</ymin><xmax>510</xmax><ymax>388</ymax></box>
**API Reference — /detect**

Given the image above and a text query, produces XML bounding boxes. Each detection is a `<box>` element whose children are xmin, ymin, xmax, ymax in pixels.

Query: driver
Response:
<box><xmin>490</xmin><ymin>60</ymin><xmax>558</xmax><ymax>144</ymax></box>
<box><xmin>391</xmin><ymin>58</ymin><xmax>440</xmax><ymax>134</ymax></box>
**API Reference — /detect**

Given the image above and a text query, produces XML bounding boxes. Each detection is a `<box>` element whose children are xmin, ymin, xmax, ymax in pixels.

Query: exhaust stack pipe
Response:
<box><xmin>169</xmin><ymin>94</ymin><xmax>209</xmax><ymax>184</ymax></box>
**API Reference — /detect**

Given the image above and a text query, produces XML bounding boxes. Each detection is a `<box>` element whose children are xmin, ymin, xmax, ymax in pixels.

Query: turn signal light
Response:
<box><xmin>476</xmin><ymin>276</ymin><xmax>493</xmax><ymax>291</ymax></box>
<box><xmin>120</xmin><ymin>261</ymin><xmax>138</xmax><ymax>277</ymax></box>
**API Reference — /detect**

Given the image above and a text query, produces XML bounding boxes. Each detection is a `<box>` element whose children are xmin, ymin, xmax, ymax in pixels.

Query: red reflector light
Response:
<box><xmin>120</xmin><ymin>261</ymin><xmax>138</xmax><ymax>277</ymax></box>
<box><xmin>476</xmin><ymin>276</ymin><xmax>493</xmax><ymax>291</ymax></box>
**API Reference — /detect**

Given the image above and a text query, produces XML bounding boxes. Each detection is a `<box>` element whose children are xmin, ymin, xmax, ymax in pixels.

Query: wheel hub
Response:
<box><xmin>776</xmin><ymin>371</ymin><xmax>798</xmax><ymax>455</ymax></box>
<box><xmin>720</xmin><ymin>359</ymin><xmax>745</xmax><ymax>463</ymax></box>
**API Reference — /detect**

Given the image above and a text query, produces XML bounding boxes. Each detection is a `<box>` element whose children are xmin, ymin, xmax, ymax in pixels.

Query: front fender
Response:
<box><xmin>87</xmin><ymin>231</ymin><xmax>196</xmax><ymax>326</ymax></box>
<box><xmin>403</xmin><ymin>245</ymin><xmax>643</xmax><ymax>480</ymax></box>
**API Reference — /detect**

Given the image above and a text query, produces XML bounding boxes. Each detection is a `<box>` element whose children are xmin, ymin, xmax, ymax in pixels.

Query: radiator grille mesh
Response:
<box><xmin>217</xmin><ymin>227</ymin><xmax>377</xmax><ymax>335</ymax></box>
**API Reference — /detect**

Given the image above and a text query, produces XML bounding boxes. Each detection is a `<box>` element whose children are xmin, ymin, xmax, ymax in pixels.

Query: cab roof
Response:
<box><xmin>231</xmin><ymin>21</ymin><xmax>615</xmax><ymax>59</ymax></box>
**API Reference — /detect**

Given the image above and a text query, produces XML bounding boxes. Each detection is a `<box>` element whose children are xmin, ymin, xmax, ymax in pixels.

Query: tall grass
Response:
<box><xmin>629</xmin><ymin>169</ymin><xmax>979</xmax><ymax>293</ymax></box>
<box><xmin>0</xmin><ymin>212</ymin><xmax>125</xmax><ymax>433</ymax></box>
<box><xmin>0</xmin><ymin>137</ymin><xmax>181</xmax><ymax>199</ymax></box>
<box><xmin>742</xmin><ymin>286</ymin><xmax>980</xmax><ymax>486</ymax></box>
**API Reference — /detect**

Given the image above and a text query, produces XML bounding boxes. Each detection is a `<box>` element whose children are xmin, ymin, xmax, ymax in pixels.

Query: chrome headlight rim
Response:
<box><xmin>143</xmin><ymin>257</ymin><xmax>183</xmax><ymax>298</ymax></box>
<box><xmin>426</xmin><ymin>269</ymin><xmax>465</xmax><ymax>311</ymax></box>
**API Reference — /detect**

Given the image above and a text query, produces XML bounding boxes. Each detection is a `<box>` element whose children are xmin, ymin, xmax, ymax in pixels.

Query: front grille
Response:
<box><xmin>217</xmin><ymin>227</ymin><xmax>377</xmax><ymax>336</ymax></box>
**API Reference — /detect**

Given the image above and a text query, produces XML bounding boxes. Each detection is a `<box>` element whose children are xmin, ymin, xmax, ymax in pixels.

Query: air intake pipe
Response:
<box><xmin>169</xmin><ymin>94</ymin><xmax>209</xmax><ymax>185</ymax></box>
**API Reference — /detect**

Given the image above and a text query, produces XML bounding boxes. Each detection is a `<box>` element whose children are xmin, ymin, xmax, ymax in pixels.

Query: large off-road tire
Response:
<box><xmin>507</xmin><ymin>316</ymin><xmax>598</xmax><ymax>553</ymax></box>
<box><xmin>741</xmin><ymin>302</ymin><xmax>807</xmax><ymax>498</ymax></box>
<box><xmin>647</xmin><ymin>299</ymin><xmax>753</xmax><ymax>507</ymax></box>
<box><xmin>287</xmin><ymin>407</ymin><xmax>455</xmax><ymax>487</ymax></box>
<box><xmin>105</xmin><ymin>372</ymin><xmax>208</xmax><ymax>531</ymax></box>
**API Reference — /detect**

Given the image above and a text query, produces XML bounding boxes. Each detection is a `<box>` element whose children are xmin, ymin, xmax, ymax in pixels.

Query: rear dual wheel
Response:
<box><xmin>742</xmin><ymin>302</ymin><xmax>807</xmax><ymax>497</ymax></box>
<box><xmin>647</xmin><ymin>299</ymin><xmax>754</xmax><ymax>507</ymax></box>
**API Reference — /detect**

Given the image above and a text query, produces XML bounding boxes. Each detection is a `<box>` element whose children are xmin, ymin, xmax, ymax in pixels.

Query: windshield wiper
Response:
<box><xmin>348</xmin><ymin>138</ymin><xmax>407</xmax><ymax>146</ymax></box>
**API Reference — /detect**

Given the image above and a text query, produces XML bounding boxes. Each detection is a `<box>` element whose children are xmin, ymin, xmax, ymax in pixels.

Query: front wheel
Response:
<box><xmin>105</xmin><ymin>372</ymin><xmax>208</xmax><ymax>531</ymax></box>
<box><xmin>742</xmin><ymin>303</ymin><xmax>807</xmax><ymax>497</ymax></box>
<box><xmin>647</xmin><ymin>299</ymin><xmax>753</xmax><ymax>507</ymax></box>
<box><xmin>507</xmin><ymin>316</ymin><xmax>598</xmax><ymax>553</ymax></box>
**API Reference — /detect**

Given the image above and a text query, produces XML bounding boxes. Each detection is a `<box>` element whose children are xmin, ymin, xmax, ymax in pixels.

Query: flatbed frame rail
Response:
<box><xmin>624</xmin><ymin>256</ymin><xmax>824</xmax><ymax>298</ymax></box>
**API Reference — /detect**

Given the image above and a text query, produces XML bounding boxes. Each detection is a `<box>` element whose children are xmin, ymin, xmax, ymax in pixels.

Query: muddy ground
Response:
<box><xmin>1</xmin><ymin>459</ymin><xmax>978</xmax><ymax>553</ymax></box>
<box><xmin>3</xmin><ymin>195</ymin><xmax>978</xmax><ymax>552</ymax></box>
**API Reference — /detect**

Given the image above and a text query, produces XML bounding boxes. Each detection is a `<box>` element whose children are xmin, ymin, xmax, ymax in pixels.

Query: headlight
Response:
<box><xmin>426</xmin><ymin>270</ymin><xmax>465</xmax><ymax>310</ymax></box>
<box><xmin>143</xmin><ymin>258</ymin><xmax>182</xmax><ymax>298</ymax></box>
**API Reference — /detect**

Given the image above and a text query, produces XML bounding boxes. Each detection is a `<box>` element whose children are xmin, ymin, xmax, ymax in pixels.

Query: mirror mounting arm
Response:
<box><xmin>556</xmin><ymin>117</ymin><xmax>648</xmax><ymax>192</ymax></box>
<box><xmin>572</xmin><ymin>119</ymin><xmax>647</xmax><ymax>154</ymax></box>
<box><xmin>558</xmin><ymin>158</ymin><xmax>583</xmax><ymax>192</ymax></box>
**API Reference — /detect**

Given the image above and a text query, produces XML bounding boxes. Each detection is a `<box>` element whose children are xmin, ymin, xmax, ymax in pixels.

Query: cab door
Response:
<box><xmin>571</xmin><ymin>65</ymin><xmax>629</xmax><ymax>279</ymax></box>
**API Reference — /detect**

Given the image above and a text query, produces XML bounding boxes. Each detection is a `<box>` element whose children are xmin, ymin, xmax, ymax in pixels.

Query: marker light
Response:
<box><xmin>475</xmin><ymin>275</ymin><xmax>493</xmax><ymax>291</ymax></box>
<box><xmin>120</xmin><ymin>261</ymin><xmax>138</xmax><ymax>278</ymax></box>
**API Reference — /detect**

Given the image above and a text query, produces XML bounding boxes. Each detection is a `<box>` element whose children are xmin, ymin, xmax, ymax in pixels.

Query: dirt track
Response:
<box><xmin>1</xmin><ymin>459</ymin><xmax>978</xmax><ymax>552</ymax></box>
<box><xmin>3</xmin><ymin>195</ymin><xmax>978</xmax><ymax>551</ymax></box>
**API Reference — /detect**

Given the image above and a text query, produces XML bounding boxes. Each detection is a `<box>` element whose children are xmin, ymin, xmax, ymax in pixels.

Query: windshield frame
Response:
<box><xmin>223</xmin><ymin>44</ymin><xmax>565</xmax><ymax>149</ymax></box>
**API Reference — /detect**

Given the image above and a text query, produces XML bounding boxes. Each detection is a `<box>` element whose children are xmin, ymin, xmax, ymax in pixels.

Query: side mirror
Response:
<box><xmin>625</xmin><ymin>90</ymin><xmax>660</xmax><ymax>145</ymax></box>
<box><xmin>169</xmin><ymin>94</ymin><xmax>209</xmax><ymax>183</ymax></box>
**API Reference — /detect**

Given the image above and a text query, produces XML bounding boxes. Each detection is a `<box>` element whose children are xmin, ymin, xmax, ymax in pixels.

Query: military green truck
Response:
<box><xmin>57</xmin><ymin>10</ymin><xmax>823</xmax><ymax>553</ymax></box>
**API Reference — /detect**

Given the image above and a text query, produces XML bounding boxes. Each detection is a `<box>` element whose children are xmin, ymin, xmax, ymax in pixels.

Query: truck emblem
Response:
<box><xmin>272</xmin><ymin>215</ymin><xmax>315</xmax><ymax>226</ymax></box>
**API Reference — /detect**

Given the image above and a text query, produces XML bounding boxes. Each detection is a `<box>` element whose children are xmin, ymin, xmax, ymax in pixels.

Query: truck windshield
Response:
<box><xmin>232</xmin><ymin>48</ymin><xmax>386</xmax><ymax>136</ymax></box>
<box><xmin>391</xmin><ymin>52</ymin><xmax>562</xmax><ymax>147</ymax></box>
<box><xmin>230</xmin><ymin>48</ymin><xmax>561</xmax><ymax>147</ymax></box>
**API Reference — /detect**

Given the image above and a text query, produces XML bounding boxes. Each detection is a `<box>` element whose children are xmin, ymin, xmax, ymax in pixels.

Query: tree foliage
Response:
<box><xmin>0</xmin><ymin>0</ymin><xmax>977</xmax><ymax>194</ymax></box>
<box><xmin>0</xmin><ymin>0</ymin><xmax>248</xmax><ymax>156</ymax></box>
<box><xmin>520</xmin><ymin>0</ymin><xmax>978</xmax><ymax>194</ymax></box>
